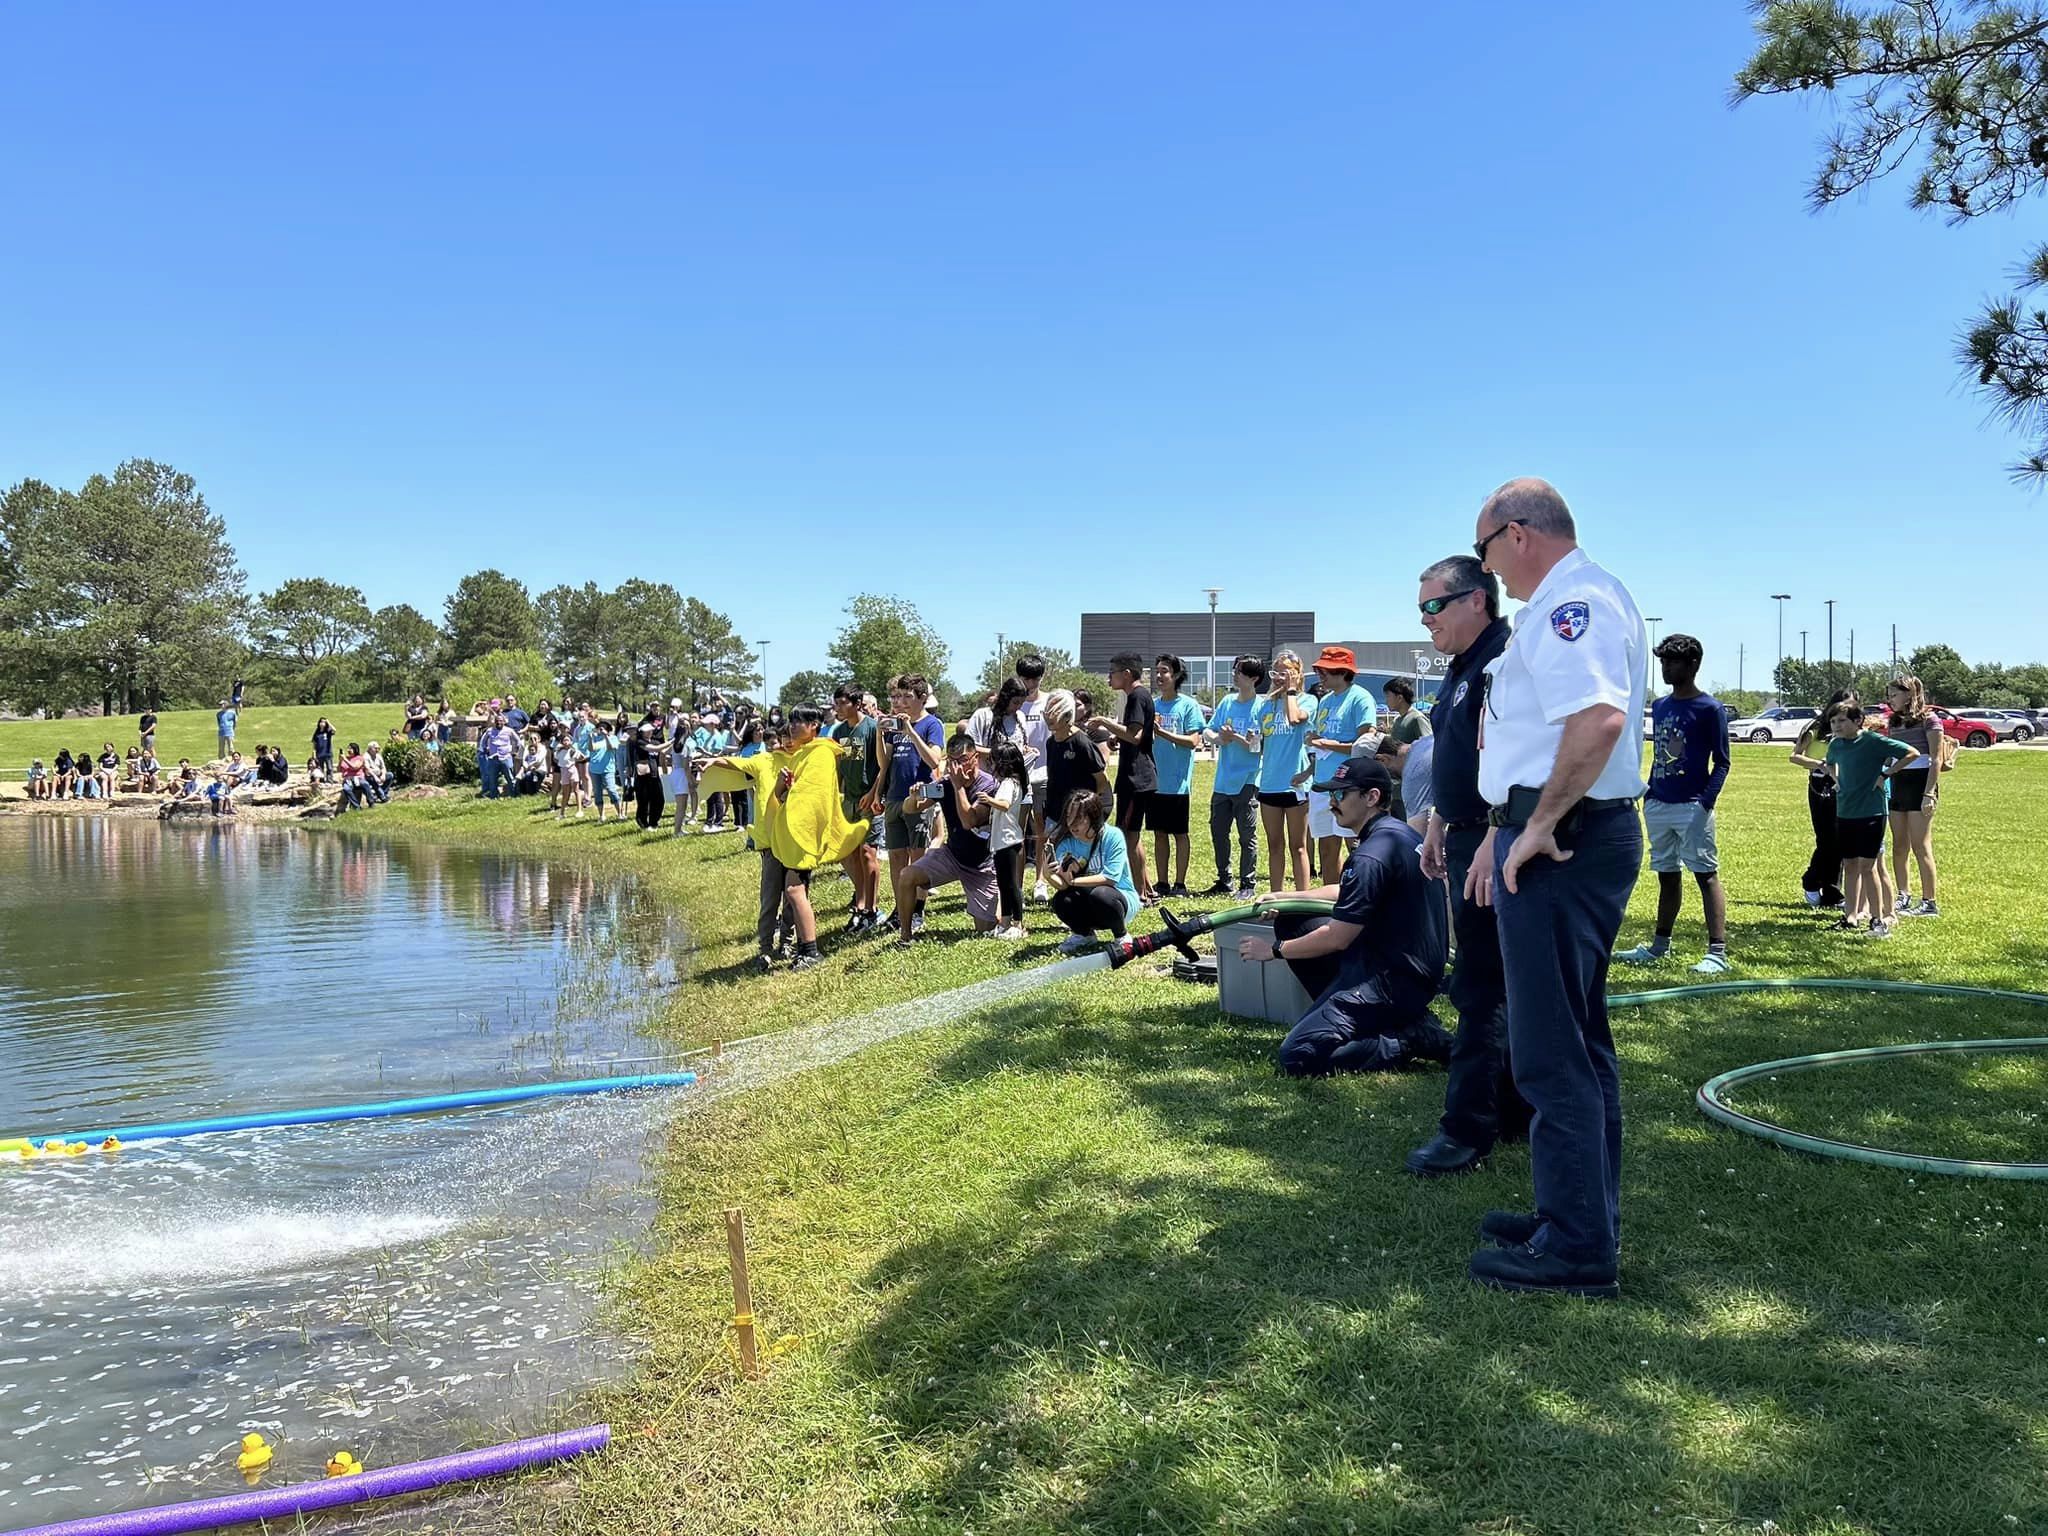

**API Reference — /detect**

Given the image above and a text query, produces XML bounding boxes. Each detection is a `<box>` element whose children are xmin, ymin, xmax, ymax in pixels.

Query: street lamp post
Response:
<box><xmin>1800</xmin><ymin>630</ymin><xmax>1808</xmax><ymax>663</ymax></box>
<box><xmin>1646</xmin><ymin>616</ymin><xmax>1663</xmax><ymax>651</ymax></box>
<box><xmin>1203</xmin><ymin>588</ymin><xmax>1222</xmax><ymax>705</ymax></box>
<box><xmin>1825</xmin><ymin>599</ymin><xmax>1836</xmax><ymax>671</ymax></box>
<box><xmin>1770</xmin><ymin>593</ymin><xmax>1791</xmax><ymax>692</ymax></box>
<box><xmin>755</xmin><ymin>639</ymin><xmax>770</xmax><ymax>711</ymax></box>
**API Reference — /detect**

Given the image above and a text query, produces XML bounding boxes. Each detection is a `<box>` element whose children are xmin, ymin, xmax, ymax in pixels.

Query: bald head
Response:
<box><xmin>1480</xmin><ymin>477</ymin><xmax>1576</xmax><ymax>540</ymax></box>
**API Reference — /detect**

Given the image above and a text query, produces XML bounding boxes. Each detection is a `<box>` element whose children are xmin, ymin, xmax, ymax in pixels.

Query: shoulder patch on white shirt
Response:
<box><xmin>1549</xmin><ymin>600</ymin><xmax>1590</xmax><ymax>642</ymax></box>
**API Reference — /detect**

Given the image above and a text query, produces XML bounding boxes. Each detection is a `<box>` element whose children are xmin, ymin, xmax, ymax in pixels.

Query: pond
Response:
<box><xmin>0</xmin><ymin>815</ymin><xmax>689</xmax><ymax>1525</ymax></box>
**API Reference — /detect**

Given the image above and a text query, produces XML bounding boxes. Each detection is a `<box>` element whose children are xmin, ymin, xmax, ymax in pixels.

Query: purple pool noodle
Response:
<box><xmin>1</xmin><ymin>1424</ymin><xmax>610</xmax><ymax>1536</ymax></box>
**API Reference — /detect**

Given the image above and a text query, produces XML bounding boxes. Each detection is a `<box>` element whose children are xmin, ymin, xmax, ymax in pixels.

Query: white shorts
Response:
<box><xmin>1308</xmin><ymin>788</ymin><xmax>1345</xmax><ymax>841</ymax></box>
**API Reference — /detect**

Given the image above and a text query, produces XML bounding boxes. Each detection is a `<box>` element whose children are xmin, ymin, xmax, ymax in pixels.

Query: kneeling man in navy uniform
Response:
<box><xmin>1237</xmin><ymin>757</ymin><xmax>1451</xmax><ymax>1075</ymax></box>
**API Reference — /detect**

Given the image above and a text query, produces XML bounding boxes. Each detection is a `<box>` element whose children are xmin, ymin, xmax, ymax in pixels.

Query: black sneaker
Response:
<box><xmin>1405</xmin><ymin>1133</ymin><xmax>1484</xmax><ymax>1178</ymax></box>
<box><xmin>1201</xmin><ymin>880</ymin><xmax>1234</xmax><ymax>897</ymax></box>
<box><xmin>1170</xmin><ymin>882</ymin><xmax>1192</xmax><ymax>898</ymax></box>
<box><xmin>1404</xmin><ymin>1018</ymin><xmax>1454</xmax><ymax>1066</ymax></box>
<box><xmin>1479</xmin><ymin>1210</ymin><xmax>1541</xmax><ymax>1247</ymax></box>
<box><xmin>1234</xmin><ymin>882</ymin><xmax>1258</xmax><ymax>900</ymax></box>
<box><xmin>1468</xmin><ymin>1242</ymin><xmax>1617</xmax><ymax>1300</ymax></box>
<box><xmin>910</xmin><ymin>911</ymin><xmax>926</xmax><ymax>936</ymax></box>
<box><xmin>791</xmin><ymin>946</ymin><xmax>823</xmax><ymax>972</ymax></box>
<box><xmin>754</xmin><ymin>954</ymin><xmax>774</xmax><ymax>973</ymax></box>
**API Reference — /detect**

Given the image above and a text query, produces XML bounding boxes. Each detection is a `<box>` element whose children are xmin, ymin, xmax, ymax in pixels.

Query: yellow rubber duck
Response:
<box><xmin>0</xmin><ymin>1139</ymin><xmax>31</xmax><ymax>1156</ymax></box>
<box><xmin>101</xmin><ymin>1137</ymin><xmax>121</xmax><ymax>1153</ymax></box>
<box><xmin>236</xmin><ymin>1433</ymin><xmax>273</xmax><ymax>1477</ymax></box>
<box><xmin>325</xmin><ymin>1451</ymin><xmax>363</xmax><ymax>1477</ymax></box>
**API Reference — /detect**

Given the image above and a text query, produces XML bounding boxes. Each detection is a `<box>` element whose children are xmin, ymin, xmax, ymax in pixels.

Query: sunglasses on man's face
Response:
<box><xmin>1419</xmin><ymin>588</ymin><xmax>1477</xmax><ymax>616</ymax></box>
<box><xmin>1473</xmin><ymin>518</ymin><xmax>1525</xmax><ymax>561</ymax></box>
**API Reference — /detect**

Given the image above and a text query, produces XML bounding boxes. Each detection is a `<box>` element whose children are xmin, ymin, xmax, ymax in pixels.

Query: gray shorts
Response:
<box><xmin>883</xmin><ymin>797</ymin><xmax>931</xmax><ymax>852</ymax></box>
<box><xmin>911</xmin><ymin>843</ymin><xmax>999</xmax><ymax>924</ymax></box>
<box><xmin>1644</xmin><ymin>797</ymin><xmax>1718</xmax><ymax>874</ymax></box>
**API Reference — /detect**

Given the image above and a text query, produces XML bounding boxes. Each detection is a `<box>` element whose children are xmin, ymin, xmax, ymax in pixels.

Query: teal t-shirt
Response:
<box><xmin>1150</xmin><ymin>693</ymin><xmax>1208</xmax><ymax>796</ymax></box>
<box><xmin>1311</xmin><ymin>684</ymin><xmax>1373</xmax><ymax>778</ymax></box>
<box><xmin>1210</xmin><ymin>695</ymin><xmax>1262</xmax><ymax>795</ymax></box>
<box><xmin>1254</xmin><ymin>694</ymin><xmax>1312</xmax><ymax>795</ymax></box>
<box><xmin>1054</xmin><ymin>828</ymin><xmax>1142</xmax><ymax>924</ymax></box>
<box><xmin>1826</xmin><ymin>731</ymin><xmax>1912</xmax><ymax>820</ymax></box>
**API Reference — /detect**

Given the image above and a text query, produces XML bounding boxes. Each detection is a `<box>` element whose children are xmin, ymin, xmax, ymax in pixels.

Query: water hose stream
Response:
<box><xmin>0</xmin><ymin>1424</ymin><xmax>610</xmax><ymax>1536</ymax></box>
<box><xmin>1114</xmin><ymin>900</ymin><xmax>2048</xmax><ymax>1178</ymax></box>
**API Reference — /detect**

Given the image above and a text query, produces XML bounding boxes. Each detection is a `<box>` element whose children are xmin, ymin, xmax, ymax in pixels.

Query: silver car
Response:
<box><xmin>1953</xmin><ymin>708</ymin><xmax>2026</xmax><ymax>745</ymax></box>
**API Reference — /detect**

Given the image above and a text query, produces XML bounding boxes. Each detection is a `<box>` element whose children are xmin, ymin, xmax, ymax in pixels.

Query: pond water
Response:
<box><xmin>0</xmin><ymin>815</ymin><xmax>690</xmax><ymax>1525</ymax></box>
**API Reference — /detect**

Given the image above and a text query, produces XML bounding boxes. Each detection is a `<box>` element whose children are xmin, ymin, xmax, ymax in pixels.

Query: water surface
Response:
<box><xmin>0</xmin><ymin>816</ymin><xmax>684</xmax><ymax>1524</ymax></box>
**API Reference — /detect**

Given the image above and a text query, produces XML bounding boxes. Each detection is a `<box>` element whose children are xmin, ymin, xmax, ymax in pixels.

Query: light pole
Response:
<box><xmin>755</xmin><ymin>639</ymin><xmax>770</xmax><ymax>710</ymax></box>
<box><xmin>1824</xmin><ymin>599</ymin><xmax>1836</xmax><ymax>672</ymax></box>
<box><xmin>1646</xmin><ymin>616</ymin><xmax>1663</xmax><ymax>651</ymax></box>
<box><xmin>1800</xmin><ymin>629</ymin><xmax>1808</xmax><ymax>663</ymax></box>
<box><xmin>1770</xmin><ymin>593</ymin><xmax>1791</xmax><ymax>682</ymax></box>
<box><xmin>1203</xmin><ymin>588</ymin><xmax>1222</xmax><ymax>704</ymax></box>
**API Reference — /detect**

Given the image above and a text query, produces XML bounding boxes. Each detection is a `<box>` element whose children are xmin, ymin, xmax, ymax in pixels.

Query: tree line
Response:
<box><xmin>0</xmin><ymin>459</ymin><xmax>996</xmax><ymax>717</ymax></box>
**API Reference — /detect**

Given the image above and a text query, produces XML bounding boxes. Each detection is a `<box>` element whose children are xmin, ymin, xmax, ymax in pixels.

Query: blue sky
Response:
<box><xmin>0</xmin><ymin>3</ymin><xmax>2030</xmax><ymax>695</ymax></box>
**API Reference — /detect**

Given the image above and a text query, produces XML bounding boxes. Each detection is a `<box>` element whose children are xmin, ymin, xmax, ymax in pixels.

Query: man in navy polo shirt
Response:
<box><xmin>1406</xmin><ymin>555</ymin><xmax>1529</xmax><ymax>1178</ymax></box>
<box><xmin>1237</xmin><ymin>757</ymin><xmax>1451</xmax><ymax>1077</ymax></box>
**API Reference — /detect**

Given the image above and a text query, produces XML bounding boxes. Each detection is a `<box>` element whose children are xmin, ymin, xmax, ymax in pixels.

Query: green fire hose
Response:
<box><xmin>1111</xmin><ymin>902</ymin><xmax>2048</xmax><ymax>1180</ymax></box>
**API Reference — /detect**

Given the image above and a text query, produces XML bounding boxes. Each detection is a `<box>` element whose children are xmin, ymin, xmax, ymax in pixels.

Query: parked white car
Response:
<box><xmin>1726</xmin><ymin>705</ymin><xmax>1821</xmax><ymax>744</ymax></box>
<box><xmin>1952</xmin><ymin>708</ymin><xmax>2028</xmax><ymax>744</ymax></box>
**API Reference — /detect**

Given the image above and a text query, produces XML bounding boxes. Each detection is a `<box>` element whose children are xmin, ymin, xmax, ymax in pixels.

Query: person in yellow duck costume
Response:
<box><xmin>702</xmin><ymin>706</ymin><xmax>868</xmax><ymax>971</ymax></box>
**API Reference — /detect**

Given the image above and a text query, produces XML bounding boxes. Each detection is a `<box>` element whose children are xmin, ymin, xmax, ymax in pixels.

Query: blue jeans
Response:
<box><xmin>1492</xmin><ymin>804</ymin><xmax>1641</xmax><ymax>1266</ymax></box>
<box><xmin>481</xmin><ymin>755</ymin><xmax>511</xmax><ymax>798</ymax></box>
<box><xmin>591</xmin><ymin>768</ymin><xmax>621</xmax><ymax>810</ymax></box>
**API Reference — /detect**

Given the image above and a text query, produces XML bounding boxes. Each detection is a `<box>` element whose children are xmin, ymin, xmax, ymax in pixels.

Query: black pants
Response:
<box><xmin>1493</xmin><ymin>803</ymin><xmax>1641</xmax><ymax>1266</ymax></box>
<box><xmin>993</xmin><ymin>844</ymin><xmax>1025</xmax><ymax>924</ymax></box>
<box><xmin>635</xmin><ymin>773</ymin><xmax>665</xmax><ymax>829</ymax></box>
<box><xmin>1438</xmin><ymin>821</ymin><xmax>1531</xmax><ymax>1151</ymax></box>
<box><xmin>1802</xmin><ymin>776</ymin><xmax>1844</xmax><ymax>904</ymax></box>
<box><xmin>733</xmin><ymin>789</ymin><xmax>753</xmax><ymax>829</ymax></box>
<box><xmin>1271</xmin><ymin>912</ymin><xmax>1452</xmax><ymax>1076</ymax></box>
<box><xmin>706</xmin><ymin>791</ymin><xmax>727</xmax><ymax>826</ymax></box>
<box><xmin>1050</xmin><ymin>884</ymin><xmax>1127</xmax><ymax>938</ymax></box>
<box><xmin>757</xmin><ymin>851</ymin><xmax>797</xmax><ymax>954</ymax></box>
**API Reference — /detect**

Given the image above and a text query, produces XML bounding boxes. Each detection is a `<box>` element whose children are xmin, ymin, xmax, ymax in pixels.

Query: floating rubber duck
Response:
<box><xmin>0</xmin><ymin>1139</ymin><xmax>31</xmax><ymax>1157</ymax></box>
<box><xmin>101</xmin><ymin>1137</ymin><xmax>121</xmax><ymax>1153</ymax></box>
<box><xmin>325</xmin><ymin>1451</ymin><xmax>363</xmax><ymax>1477</ymax></box>
<box><xmin>236</xmin><ymin>1433</ymin><xmax>273</xmax><ymax>1478</ymax></box>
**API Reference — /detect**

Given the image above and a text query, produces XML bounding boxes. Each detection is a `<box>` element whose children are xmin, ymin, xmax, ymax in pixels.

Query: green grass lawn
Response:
<box><xmin>99</xmin><ymin>743</ymin><xmax>2048</xmax><ymax>1533</ymax></box>
<box><xmin>0</xmin><ymin>700</ymin><xmax>403</xmax><ymax>773</ymax></box>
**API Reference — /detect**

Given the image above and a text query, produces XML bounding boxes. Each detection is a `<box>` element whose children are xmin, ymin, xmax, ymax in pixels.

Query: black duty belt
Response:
<box><xmin>1441</xmin><ymin>814</ymin><xmax>1489</xmax><ymax>831</ymax></box>
<box><xmin>1488</xmin><ymin>785</ymin><xmax>1638</xmax><ymax>830</ymax></box>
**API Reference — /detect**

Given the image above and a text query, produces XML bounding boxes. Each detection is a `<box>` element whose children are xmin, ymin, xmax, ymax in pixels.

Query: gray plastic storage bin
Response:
<box><xmin>1214</xmin><ymin>919</ymin><xmax>1314</xmax><ymax>1025</ymax></box>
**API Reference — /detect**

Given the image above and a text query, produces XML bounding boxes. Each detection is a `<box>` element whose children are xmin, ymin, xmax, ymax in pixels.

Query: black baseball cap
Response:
<box><xmin>1311</xmin><ymin>756</ymin><xmax>1395</xmax><ymax>801</ymax></box>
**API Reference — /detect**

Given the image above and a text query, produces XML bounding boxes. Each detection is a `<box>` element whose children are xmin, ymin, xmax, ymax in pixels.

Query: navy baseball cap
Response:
<box><xmin>1312</xmin><ymin>756</ymin><xmax>1395</xmax><ymax>801</ymax></box>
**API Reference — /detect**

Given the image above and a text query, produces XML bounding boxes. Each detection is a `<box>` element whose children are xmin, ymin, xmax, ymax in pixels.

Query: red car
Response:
<box><xmin>1928</xmin><ymin>707</ymin><xmax>2004</xmax><ymax>750</ymax></box>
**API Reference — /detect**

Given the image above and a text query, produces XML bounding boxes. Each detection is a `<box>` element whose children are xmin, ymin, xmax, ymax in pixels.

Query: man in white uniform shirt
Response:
<box><xmin>1465</xmin><ymin>478</ymin><xmax>1647</xmax><ymax>1300</ymax></box>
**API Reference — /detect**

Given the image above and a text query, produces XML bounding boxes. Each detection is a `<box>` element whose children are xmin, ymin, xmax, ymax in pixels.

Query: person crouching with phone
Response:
<box><xmin>893</xmin><ymin>733</ymin><xmax>1002</xmax><ymax>945</ymax></box>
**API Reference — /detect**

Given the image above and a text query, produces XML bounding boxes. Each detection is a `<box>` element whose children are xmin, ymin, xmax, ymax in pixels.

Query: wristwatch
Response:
<box><xmin>1271</xmin><ymin>938</ymin><xmax>1285</xmax><ymax>962</ymax></box>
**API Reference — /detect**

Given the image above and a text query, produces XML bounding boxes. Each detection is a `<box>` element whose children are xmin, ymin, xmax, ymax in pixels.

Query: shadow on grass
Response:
<box><xmin>823</xmin><ymin>977</ymin><xmax>2048</xmax><ymax>1531</ymax></box>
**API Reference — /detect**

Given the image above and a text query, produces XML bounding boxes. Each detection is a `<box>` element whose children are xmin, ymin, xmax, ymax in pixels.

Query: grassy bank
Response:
<box><xmin>322</xmin><ymin>747</ymin><xmax>2048</xmax><ymax>1534</ymax></box>
<box><xmin>16</xmin><ymin>736</ymin><xmax>2019</xmax><ymax>1531</ymax></box>
<box><xmin>0</xmin><ymin>700</ymin><xmax>401</xmax><ymax>773</ymax></box>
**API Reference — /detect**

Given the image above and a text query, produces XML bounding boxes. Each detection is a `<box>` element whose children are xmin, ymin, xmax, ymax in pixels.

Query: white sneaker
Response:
<box><xmin>1868</xmin><ymin>920</ymin><xmax>1893</xmax><ymax>939</ymax></box>
<box><xmin>1615</xmin><ymin>943</ymin><xmax>1668</xmax><ymax>965</ymax></box>
<box><xmin>1895</xmin><ymin>893</ymin><xmax>1914</xmax><ymax>914</ymax></box>
<box><xmin>1690</xmin><ymin>951</ymin><xmax>1731</xmax><ymax>975</ymax></box>
<box><xmin>1057</xmin><ymin>933</ymin><xmax>1096</xmax><ymax>955</ymax></box>
<box><xmin>1034</xmin><ymin>881</ymin><xmax>1051</xmax><ymax>903</ymax></box>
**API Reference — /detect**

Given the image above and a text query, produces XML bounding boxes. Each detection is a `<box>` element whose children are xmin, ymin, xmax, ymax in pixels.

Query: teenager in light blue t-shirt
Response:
<box><xmin>1147</xmin><ymin>655</ymin><xmax>1208</xmax><ymax>898</ymax></box>
<box><xmin>1307</xmin><ymin>649</ymin><xmax>1375</xmax><ymax>883</ymax></box>
<box><xmin>1047</xmin><ymin>790</ymin><xmax>1141</xmax><ymax>953</ymax></box>
<box><xmin>1203</xmin><ymin>655</ymin><xmax>1267</xmax><ymax>897</ymax></box>
<box><xmin>1253</xmin><ymin>650</ymin><xmax>1315</xmax><ymax>893</ymax></box>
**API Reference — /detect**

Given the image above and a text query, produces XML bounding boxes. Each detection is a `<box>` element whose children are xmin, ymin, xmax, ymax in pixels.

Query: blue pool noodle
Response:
<box><xmin>11</xmin><ymin>1072</ymin><xmax>698</xmax><ymax>1149</ymax></box>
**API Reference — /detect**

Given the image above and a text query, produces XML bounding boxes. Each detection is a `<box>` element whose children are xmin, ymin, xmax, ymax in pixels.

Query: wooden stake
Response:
<box><xmin>724</xmin><ymin>1206</ymin><xmax>758</xmax><ymax>1378</ymax></box>
<box><xmin>712</xmin><ymin>1039</ymin><xmax>724</xmax><ymax>1057</ymax></box>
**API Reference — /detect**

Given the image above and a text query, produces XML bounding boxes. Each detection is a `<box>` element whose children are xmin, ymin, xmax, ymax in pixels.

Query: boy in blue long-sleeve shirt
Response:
<box><xmin>1617</xmin><ymin>634</ymin><xmax>1733</xmax><ymax>973</ymax></box>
